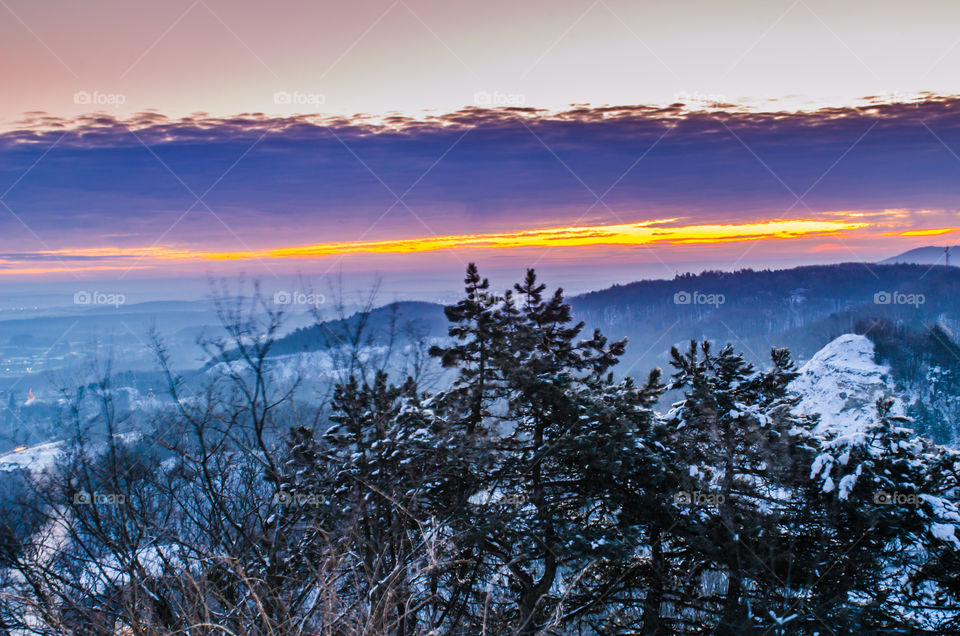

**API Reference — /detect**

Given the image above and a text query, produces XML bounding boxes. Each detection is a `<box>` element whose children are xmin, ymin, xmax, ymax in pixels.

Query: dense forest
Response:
<box><xmin>857</xmin><ymin>318</ymin><xmax>960</xmax><ymax>445</ymax></box>
<box><xmin>571</xmin><ymin>263</ymin><xmax>960</xmax><ymax>366</ymax></box>
<box><xmin>0</xmin><ymin>265</ymin><xmax>957</xmax><ymax>634</ymax></box>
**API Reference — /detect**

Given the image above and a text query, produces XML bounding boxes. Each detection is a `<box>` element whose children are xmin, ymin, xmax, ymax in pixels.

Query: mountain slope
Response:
<box><xmin>268</xmin><ymin>301</ymin><xmax>447</xmax><ymax>356</ymax></box>
<box><xmin>881</xmin><ymin>245</ymin><xmax>958</xmax><ymax>265</ymax></box>
<box><xmin>570</xmin><ymin>262</ymin><xmax>960</xmax><ymax>373</ymax></box>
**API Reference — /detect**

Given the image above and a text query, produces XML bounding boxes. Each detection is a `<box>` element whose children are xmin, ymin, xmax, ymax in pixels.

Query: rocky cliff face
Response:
<box><xmin>790</xmin><ymin>333</ymin><xmax>906</xmax><ymax>435</ymax></box>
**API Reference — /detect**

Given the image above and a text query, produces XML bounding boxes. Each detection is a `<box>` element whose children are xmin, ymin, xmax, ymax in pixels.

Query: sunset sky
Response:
<box><xmin>2</xmin><ymin>0</ymin><xmax>960</xmax><ymax>289</ymax></box>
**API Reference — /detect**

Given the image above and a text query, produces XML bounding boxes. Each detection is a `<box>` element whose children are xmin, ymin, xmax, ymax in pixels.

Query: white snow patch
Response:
<box><xmin>931</xmin><ymin>523</ymin><xmax>960</xmax><ymax>549</ymax></box>
<box><xmin>790</xmin><ymin>334</ymin><xmax>906</xmax><ymax>435</ymax></box>
<box><xmin>0</xmin><ymin>441</ymin><xmax>64</xmax><ymax>473</ymax></box>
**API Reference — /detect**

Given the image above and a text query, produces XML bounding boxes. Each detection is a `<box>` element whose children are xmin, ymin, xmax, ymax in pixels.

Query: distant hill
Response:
<box><xmin>268</xmin><ymin>301</ymin><xmax>448</xmax><ymax>356</ymax></box>
<box><xmin>265</xmin><ymin>263</ymin><xmax>960</xmax><ymax>373</ymax></box>
<box><xmin>569</xmin><ymin>262</ymin><xmax>960</xmax><ymax>371</ymax></box>
<box><xmin>880</xmin><ymin>245</ymin><xmax>959</xmax><ymax>266</ymax></box>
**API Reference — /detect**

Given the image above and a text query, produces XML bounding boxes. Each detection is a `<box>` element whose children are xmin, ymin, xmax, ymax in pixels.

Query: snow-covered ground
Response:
<box><xmin>0</xmin><ymin>432</ymin><xmax>142</xmax><ymax>475</ymax></box>
<box><xmin>0</xmin><ymin>442</ymin><xmax>64</xmax><ymax>473</ymax></box>
<box><xmin>790</xmin><ymin>333</ymin><xmax>905</xmax><ymax>435</ymax></box>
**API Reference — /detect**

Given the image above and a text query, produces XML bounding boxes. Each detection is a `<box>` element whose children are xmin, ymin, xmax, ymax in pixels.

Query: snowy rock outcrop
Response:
<box><xmin>790</xmin><ymin>333</ymin><xmax>905</xmax><ymax>435</ymax></box>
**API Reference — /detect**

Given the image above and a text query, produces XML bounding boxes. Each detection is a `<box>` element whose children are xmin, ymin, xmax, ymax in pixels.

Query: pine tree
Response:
<box><xmin>663</xmin><ymin>341</ymin><xmax>823</xmax><ymax>634</ymax></box>
<box><xmin>558</xmin><ymin>368</ymin><xmax>669</xmax><ymax>633</ymax></box>
<box><xmin>433</xmin><ymin>266</ymin><xmax>657</xmax><ymax>633</ymax></box>
<box><xmin>429</xmin><ymin>263</ymin><xmax>504</xmax><ymax>434</ymax></box>
<box><xmin>804</xmin><ymin>397</ymin><xmax>960</xmax><ymax>633</ymax></box>
<box><xmin>279</xmin><ymin>371</ymin><xmax>453</xmax><ymax>634</ymax></box>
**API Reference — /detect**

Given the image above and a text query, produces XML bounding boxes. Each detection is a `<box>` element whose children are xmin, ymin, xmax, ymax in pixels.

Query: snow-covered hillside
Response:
<box><xmin>0</xmin><ymin>432</ymin><xmax>142</xmax><ymax>475</ymax></box>
<box><xmin>790</xmin><ymin>333</ymin><xmax>905</xmax><ymax>434</ymax></box>
<box><xmin>0</xmin><ymin>442</ymin><xmax>64</xmax><ymax>473</ymax></box>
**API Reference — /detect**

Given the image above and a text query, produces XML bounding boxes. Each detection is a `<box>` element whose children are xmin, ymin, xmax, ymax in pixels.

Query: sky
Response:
<box><xmin>2</xmin><ymin>0</ymin><xmax>960</xmax><ymax>293</ymax></box>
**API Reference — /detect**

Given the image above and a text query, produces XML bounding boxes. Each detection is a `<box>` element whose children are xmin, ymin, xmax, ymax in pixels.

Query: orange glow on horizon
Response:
<box><xmin>897</xmin><ymin>228</ymin><xmax>957</xmax><ymax>237</ymax></box>
<box><xmin>198</xmin><ymin>219</ymin><xmax>870</xmax><ymax>261</ymax></box>
<box><xmin>0</xmin><ymin>218</ymin><xmax>871</xmax><ymax>275</ymax></box>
